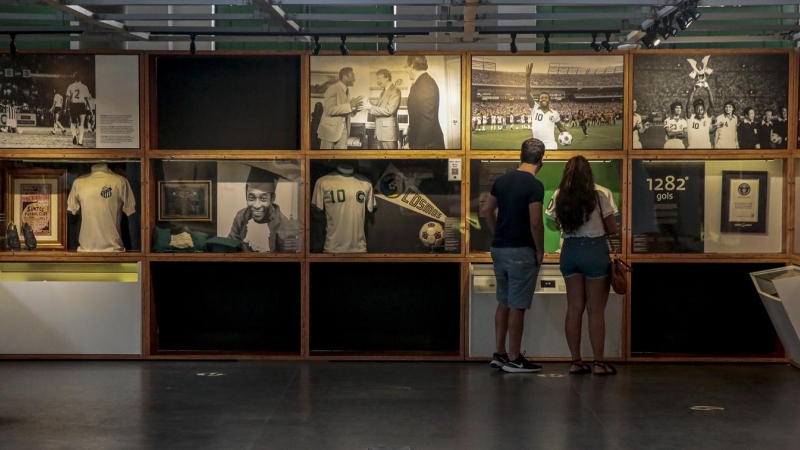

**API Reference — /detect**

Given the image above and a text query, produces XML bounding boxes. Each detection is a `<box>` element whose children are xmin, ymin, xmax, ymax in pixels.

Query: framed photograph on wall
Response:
<box><xmin>633</xmin><ymin>52</ymin><xmax>790</xmax><ymax>150</ymax></box>
<box><xmin>0</xmin><ymin>53</ymin><xmax>140</xmax><ymax>149</ymax></box>
<box><xmin>309</xmin><ymin>55</ymin><xmax>462</xmax><ymax>150</ymax></box>
<box><xmin>470</xmin><ymin>55</ymin><xmax>624</xmax><ymax>150</ymax></box>
<box><xmin>158</xmin><ymin>181</ymin><xmax>212</xmax><ymax>222</ymax></box>
<box><xmin>5</xmin><ymin>169</ymin><xmax>67</xmax><ymax>249</ymax></box>
<box><xmin>721</xmin><ymin>170</ymin><xmax>768</xmax><ymax>233</ymax></box>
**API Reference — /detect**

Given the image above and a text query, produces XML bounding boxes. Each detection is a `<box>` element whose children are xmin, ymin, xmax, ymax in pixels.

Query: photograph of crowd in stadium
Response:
<box><xmin>633</xmin><ymin>53</ymin><xmax>789</xmax><ymax>150</ymax></box>
<box><xmin>310</xmin><ymin>55</ymin><xmax>462</xmax><ymax>150</ymax></box>
<box><xmin>470</xmin><ymin>55</ymin><xmax>624</xmax><ymax>150</ymax></box>
<box><xmin>0</xmin><ymin>54</ymin><xmax>98</xmax><ymax>148</ymax></box>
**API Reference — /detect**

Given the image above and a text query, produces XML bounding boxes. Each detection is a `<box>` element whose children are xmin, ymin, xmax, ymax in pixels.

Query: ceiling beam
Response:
<box><xmin>251</xmin><ymin>0</ymin><xmax>308</xmax><ymax>43</ymax></box>
<box><xmin>37</xmin><ymin>0</ymin><xmax>149</xmax><ymax>41</ymax></box>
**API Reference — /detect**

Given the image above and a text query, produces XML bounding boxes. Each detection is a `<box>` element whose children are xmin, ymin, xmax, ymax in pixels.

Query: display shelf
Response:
<box><xmin>307</xmin><ymin>352</ymin><xmax>462</xmax><ymax>361</ymax></box>
<box><xmin>146</xmin><ymin>253</ymin><xmax>304</xmax><ymax>262</ymax></box>
<box><xmin>0</xmin><ymin>150</ymin><xmax>144</xmax><ymax>160</ymax></box>
<box><xmin>0</xmin><ymin>253</ymin><xmax>144</xmax><ymax>262</ymax></box>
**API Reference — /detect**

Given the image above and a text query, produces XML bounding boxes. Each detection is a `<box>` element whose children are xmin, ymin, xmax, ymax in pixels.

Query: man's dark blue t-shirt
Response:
<box><xmin>490</xmin><ymin>170</ymin><xmax>545</xmax><ymax>249</ymax></box>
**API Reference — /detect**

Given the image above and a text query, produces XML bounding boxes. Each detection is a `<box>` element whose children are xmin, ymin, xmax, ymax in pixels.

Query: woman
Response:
<box><xmin>550</xmin><ymin>156</ymin><xmax>619</xmax><ymax>376</ymax></box>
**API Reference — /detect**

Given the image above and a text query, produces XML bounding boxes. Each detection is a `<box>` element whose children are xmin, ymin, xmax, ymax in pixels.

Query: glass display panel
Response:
<box><xmin>309</xmin><ymin>55</ymin><xmax>462</xmax><ymax>150</ymax></box>
<box><xmin>310</xmin><ymin>159</ymin><xmax>461</xmax><ymax>254</ymax></box>
<box><xmin>633</xmin><ymin>53</ymin><xmax>789</xmax><ymax>150</ymax></box>
<box><xmin>0</xmin><ymin>54</ymin><xmax>141</xmax><ymax>149</ymax></box>
<box><xmin>155</xmin><ymin>55</ymin><xmax>301</xmax><ymax>150</ymax></box>
<box><xmin>152</xmin><ymin>160</ymin><xmax>302</xmax><ymax>254</ymax></box>
<box><xmin>469</xmin><ymin>159</ymin><xmax>623</xmax><ymax>254</ymax></box>
<box><xmin>0</xmin><ymin>159</ymin><xmax>141</xmax><ymax>252</ymax></box>
<box><xmin>470</xmin><ymin>55</ymin><xmax>624</xmax><ymax>150</ymax></box>
<box><xmin>631</xmin><ymin>159</ymin><xmax>783</xmax><ymax>254</ymax></box>
<box><xmin>795</xmin><ymin>159</ymin><xmax>800</xmax><ymax>254</ymax></box>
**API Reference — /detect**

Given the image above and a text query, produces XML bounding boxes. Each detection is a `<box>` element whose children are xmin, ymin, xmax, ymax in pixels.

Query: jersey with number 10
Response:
<box><xmin>687</xmin><ymin>115</ymin><xmax>713</xmax><ymax>149</ymax></box>
<box><xmin>530</xmin><ymin>106</ymin><xmax>559</xmax><ymax>149</ymax></box>
<box><xmin>312</xmin><ymin>172</ymin><xmax>376</xmax><ymax>253</ymax></box>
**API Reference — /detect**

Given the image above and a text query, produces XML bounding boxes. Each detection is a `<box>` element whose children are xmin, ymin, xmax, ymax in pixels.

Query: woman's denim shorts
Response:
<box><xmin>559</xmin><ymin>236</ymin><xmax>611</xmax><ymax>279</ymax></box>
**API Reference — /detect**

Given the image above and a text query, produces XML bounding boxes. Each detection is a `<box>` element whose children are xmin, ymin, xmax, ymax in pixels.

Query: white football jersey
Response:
<box><xmin>67</xmin><ymin>165</ymin><xmax>136</xmax><ymax>252</ymax></box>
<box><xmin>663</xmin><ymin>117</ymin><xmax>687</xmax><ymax>148</ymax></box>
<box><xmin>53</xmin><ymin>93</ymin><xmax>63</xmax><ymax>108</ymax></box>
<box><xmin>687</xmin><ymin>115</ymin><xmax>713</xmax><ymax>149</ymax></box>
<box><xmin>546</xmin><ymin>184</ymin><xmax>618</xmax><ymax>239</ymax></box>
<box><xmin>632</xmin><ymin>113</ymin><xmax>643</xmax><ymax>149</ymax></box>
<box><xmin>312</xmin><ymin>172</ymin><xmax>376</xmax><ymax>253</ymax></box>
<box><xmin>714</xmin><ymin>114</ymin><xmax>739</xmax><ymax>149</ymax></box>
<box><xmin>531</xmin><ymin>106</ymin><xmax>559</xmax><ymax>149</ymax></box>
<box><xmin>66</xmin><ymin>82</ymin><xmax>92</xmax><ymax>105</ymax></box>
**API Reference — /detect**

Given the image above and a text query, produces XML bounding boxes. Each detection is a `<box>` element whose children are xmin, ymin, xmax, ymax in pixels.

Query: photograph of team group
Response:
<box><xmin>309</xmin><ymin>55</ymin><xmax>462</xmax><ymax>150</ymax></box>
<box><xmin>0</xmin><ymin>54</ymin><xmax>97</xmax><ymax>148</ymax></box>
<box><xmin>633</xmin><ymin>53</ymin><xmax>789</xmax><ymax>150</ymax></box>
<box><xmin>470</xmin><ymin>55</ymin><xmax>624</xmax><ymax>150</ymax></box>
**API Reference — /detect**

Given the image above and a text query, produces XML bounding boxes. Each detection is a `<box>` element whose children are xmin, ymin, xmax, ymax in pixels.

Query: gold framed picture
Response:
<box><xmin>6</xmin><ymin>169</ymin><xmax>67</xmax><ymax>250</ymax></box>
<box><xmin>158</xmin><ymin>180</ymin><xmax>213</xmax><ymax>222</ymax></box>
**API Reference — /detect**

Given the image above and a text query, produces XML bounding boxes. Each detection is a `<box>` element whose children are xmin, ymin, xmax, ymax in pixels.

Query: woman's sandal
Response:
<box><xmin>569</xmin><ymin>359</ymin><xmax>592</xmax><ymax>375</ymax></box>
<box><xmin>593</xmin><ymin>362</ymin><xmax>617</xmax><ymax>376</ymax></box>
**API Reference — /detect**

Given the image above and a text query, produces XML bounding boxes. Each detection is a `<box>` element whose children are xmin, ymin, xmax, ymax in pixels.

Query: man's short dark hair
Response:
<box><xmin>693</xmin><ymin>98</ymin><xmax>705</xmax><ymax>109</ymax></box>
<box><xmin>540</xmin><ymin>92</ymin><xmax>550</xmax><ymax>98</ymax></box>
<box><xmin>406</xmin><ymin>55</ymin><xmax>428</xmax><ymax>71</ymax></box>
<box><xmin>338</xmin><ymin>67</ymin><xmax>354</xmax><ymax>81</ymax></box>
<box><xmin>744</xmin><ymin>106</ymin><xmax>755</xmax><ymax>116</ymax></box>
<box><xmin>376</xmin><ymin>69</ymin><xmax>392</xmax><ymax>81</ymax></box>
<box><xmin>521</xmin><ymin>138</ymin><xmax>545</xmax><ymax>165</ymax></box>
<box><xmin>764</xmin><ymin>108</ymin><xmax>773</xmax><ymax>115</ymax></box>
<box><xmin>724</xmin><ymin>101</ymin><xmax>735</xmax><ymax>109</ymax></box>
<box><xmin>670</xmin><ymin>101</ymin><xmax>683</xmax><ymax>113</ymax></box>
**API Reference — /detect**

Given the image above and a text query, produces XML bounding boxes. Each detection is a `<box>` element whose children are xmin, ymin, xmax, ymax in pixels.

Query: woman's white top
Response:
<box><xmin>545</xmin><ymin>185</ymin><xmax>618</xmax><ymax>238</ymax></box>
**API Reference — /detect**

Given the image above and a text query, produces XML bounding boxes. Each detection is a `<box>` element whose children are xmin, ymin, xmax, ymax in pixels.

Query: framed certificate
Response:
<box><xmin>158</xmin><ymin>181</ymin><xmax>212</xmax><ymax>222</ymax></box>
<box><xmin>721</xmin><ymin>170</ymin><xmax>767</xmax><ymax>233</ymax></box>
<box><xmin>5</xmin><ymin>169</ymin><xmax>67</xmax><ymax>249</ymax></box>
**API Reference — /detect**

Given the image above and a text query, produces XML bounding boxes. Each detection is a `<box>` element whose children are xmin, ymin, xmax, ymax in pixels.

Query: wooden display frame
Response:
<box><xmin>5</xmin><ymin>168</ymin><xmax>67</xmax><ymax>250</ymax></box>
<box><xmin>0</xmin><ymin>48</ymin><xmax>797</xmax><ymax>365</ymax></box>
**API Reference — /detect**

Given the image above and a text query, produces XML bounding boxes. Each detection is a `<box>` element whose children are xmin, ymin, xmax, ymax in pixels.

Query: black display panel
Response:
<box><xmin>310</xmin><ymin>262</ymin><xmax>461</xmax><ymax>352</ymax></box>
<box><xmin>152</xmin><ymin>262</ymin><xmax>301</xmax><ymax>352</ymax></box>
<box><xmin>631</xmin><ymin>262</ymin><xmax>781</xmax><ymax>356</ymax></box>
<box><xmin>155</xmin><ymin>56</ymin><xmax>301</xmax><ymax>150</ymax></box>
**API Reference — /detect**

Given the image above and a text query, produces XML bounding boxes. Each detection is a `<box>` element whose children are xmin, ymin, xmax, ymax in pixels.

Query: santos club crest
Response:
<box><xmin>100</xmin><ymin>185</ymin><xmax>113</xmax><ymax>198</ymax></box>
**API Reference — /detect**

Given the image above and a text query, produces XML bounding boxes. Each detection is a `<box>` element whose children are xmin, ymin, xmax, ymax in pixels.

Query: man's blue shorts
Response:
<box><xmin>490</xmin><ymin>246</ymin><xmax>540</xmax><ymax>310</ymax></box>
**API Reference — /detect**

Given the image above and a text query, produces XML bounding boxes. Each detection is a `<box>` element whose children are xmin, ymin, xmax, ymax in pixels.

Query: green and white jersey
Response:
<box><xmin>312</xmin><ymin>172</ymin><xmax>376</xmax><ymax>253</ymax></box>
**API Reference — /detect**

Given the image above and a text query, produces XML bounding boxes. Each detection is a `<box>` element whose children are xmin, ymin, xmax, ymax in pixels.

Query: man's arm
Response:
<box><xmin>482</xmin><ymin>193</ymin><xmax>498</xmax><ymax>235</ymax></box>
<box><xmin>323</xmin><ymin>86</ymin><xmax>357</xmax><ymax>117</ymax></box>
<box><xmin>371</xmin><ymin>86</ymin><xmax>401</xmax><ymax>117</ymax></box>
<box><xmin>529</xmin><ymin>202</ymin><xmax>544</xmax><ymax>265</ymax></box>
<box><xmin>525</xmin><ymin>63</ymin><xmax>537</xmax><ymax>108</ymax></box>
<box><xmin>555</xmin><ymin>120</ymin><xmax>567</xmax><ymax>133</ymax></box>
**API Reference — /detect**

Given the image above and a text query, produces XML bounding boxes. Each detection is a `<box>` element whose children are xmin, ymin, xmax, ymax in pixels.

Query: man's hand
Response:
<box><xmin>525</xmin><ymin>63</ymin><xmax>533</xmax><ymax>77</ymax></box>
<box><xmin>349</xmin><ymin>95</ymin><xmax>363</xmax><ymax>109</ymax></box>
<box><xmin>536</xmin><ymin>250</ymin><xmax>544</xmax><ymax>266</ymax></box>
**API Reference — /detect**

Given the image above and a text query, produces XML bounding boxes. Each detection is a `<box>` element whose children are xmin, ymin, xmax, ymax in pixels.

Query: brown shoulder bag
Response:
<box><xmin>597</xmin><ymin>193</ymin><xmax>631</xmax><ymax>295</ymax></box>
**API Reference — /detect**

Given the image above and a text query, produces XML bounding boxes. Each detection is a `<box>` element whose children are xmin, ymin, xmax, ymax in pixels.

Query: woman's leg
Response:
<box><xmin>585</xmin><ymin>275</ymin><xmax>611</xmax><ymax>373</ymax></box>
<box><xmin>564</xmin><ymin>274</ymin><xmax>587</xmax><ymax>365</ymax></box>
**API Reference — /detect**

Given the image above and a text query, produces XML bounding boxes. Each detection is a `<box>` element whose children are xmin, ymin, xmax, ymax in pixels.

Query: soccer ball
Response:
<box><xmin>419</xmin><ymin>221</ymin><xmax>445</xmax><ymax>247</ymax></box>
<box><xmin>771</xmin><ymin>132</ymin><xmax>783</xmax><ymax>145</ymax></box>
<box><xmin>557</xmin><ymin>131</ymin><xmax>573</xmax><ymax>146</ymax></box>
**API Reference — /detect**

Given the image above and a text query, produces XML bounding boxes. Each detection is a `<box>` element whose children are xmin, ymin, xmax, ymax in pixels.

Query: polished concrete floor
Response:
<box><xmin>0</xmin><ymin>361</ymin><xmax>798</xmax><ymax>450</ymax></box>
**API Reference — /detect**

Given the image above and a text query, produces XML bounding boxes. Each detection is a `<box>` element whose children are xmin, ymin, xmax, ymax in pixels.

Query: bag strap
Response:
<box><xmin>597</xmin><ymin>192</ymin><xmax>618</xmax><ymax>255</ymax></box>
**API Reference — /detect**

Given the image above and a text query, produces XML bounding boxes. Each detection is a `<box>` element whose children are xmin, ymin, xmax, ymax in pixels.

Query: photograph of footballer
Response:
<box><xmin>0</xmin><ymin>53</ymin><xmax>140</xmax><ymax>149</ymax></box>
<box><xmin>633</xmin><ymin>53</ymin><xmax>789</xmax><ymax>150</ymax></box>
<box><xmin>470</xmin><ymin>55</ymin><xmax>624</xmax><ymax>150</ymax></box>
<box><xmin>309</xmin><ymin>55</ymin><xmax>462</xmax><ymax>150</ymax></box>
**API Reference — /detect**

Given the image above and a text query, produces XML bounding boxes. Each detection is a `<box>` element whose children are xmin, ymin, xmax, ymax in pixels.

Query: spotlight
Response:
<box><xmin>510</xmin><ymin>33</ymin><xmax>518</xmax><ymax>54</ymax></box>
<box><xmin>339</xmin><ymin>36</ymin><xmax>348</xmax><ymax>55</ymax></box>
<box><xmin>640</xmin><ymin>27</ymin><xmax>661</xmax><ymax>49</ymax></box>
<box><xmin>600</xmin><ymin>32</ymin><xmax>613</xmax><ymax>52</ymax></box>
<box><xmin>189</xmin><ymin>34</ymin><xmax>196</xmax><ymax>55</ymax></box>
<box><xmin>675</xmin><ymin>10</ymin><xmax>693</xmax><ymax>30</ymax></box>
<box><xmin>387</xmin><ymin>34</ymin><xmax>395</xmax><ymax>55</ymax></box>
<box><xmin>9</xmin><ymin>33</ymin><xmax>16</xmax><ymax>55</ymax></box>
<box><xmin>590</xmin><ymin>33</ymin><xmax>601</xmax><ymax>52</ymax></box>
<box><xmin>686</xmin><ymin>1</ymin><xmax>702</xmax><ymax>21</ymax></box>
<box><xmin>543</xmin><ymin>33</ymin><xmax>551</xmax><ymax>53</ymax></box>
<box><xmin>659</xmin><ymin>16</ymin><xmax>678</xmax><ymax>40</ymax></box>
<box><xmin>311</xmin><ymin>35</ymin><xmax>321</xmax><ymax>55</ymax></box>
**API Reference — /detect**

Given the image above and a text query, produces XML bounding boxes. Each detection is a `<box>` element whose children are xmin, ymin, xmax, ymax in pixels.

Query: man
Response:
<box><xmin>713</xmin><ymin>101</ymin><xmax>739</xmax><ymax>149</ymax></box>
<box><xmin>686</xmin><ymin>99</ymin><xmax>713</xmax><ymax>149</ymax></box>
<box><xmin>317</xmin><ymin>67</ymin><xmax>363</xmax><ymax>149</ymax></box>
<box><xmin>525</xmin><ymin>64</ymin><xmax>569</xmax><ymax>150</ymax></box>
<box><xmin>663</xmin><ymin>101</ymin><xmax>688</xmax><ymax>149</ymax></box>
<box><xmin>49</xmin><ymin>89</ymin><xmax>66</xmax><ymax>135</ymax></box>
<box><xmin>759</xmin><ymin>109</ymin><xmax>775</xmax><ymax>150</ymax></box>
<box><xmin>773</xmin><ymin>106</ymin><xmax>789</xmax><ymax>149</ymax></box>
<box><xmin>737</xmin><ymin>107</ymin><xmax>760</xmax><ymax>149</ymax></box>
<box><xmin>228</xmin><ymin>166</ymin><xmax>288</xmax><ymax>252</ymax></box>
<box><xmin>482</xmin><ymin>138</ymin><xmax>546</xmax><ymax>374</ymax></box>
<box><xmin>405</xmin><ymin>55</ymin><xmax>445</xmax><ymax>149</ymax></box>
<box><xmin>369</xmin><ymin>69</ymin><xmax>401</xmax><ymax>149</ymax></box>
<box><xmin>632</xmin><ymin>100</ymin><xmax>648</xmax><ymax>149</ymax></box>
<box><xmin>65</xmin><ymin>72</ymin><xmax>92</xmax><ymax>147</ymax></box>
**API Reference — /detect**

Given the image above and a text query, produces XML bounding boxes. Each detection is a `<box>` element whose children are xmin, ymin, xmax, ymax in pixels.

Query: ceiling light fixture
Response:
<box><xmin>311</xmin><ymin>35</ymin><xmax>321</xmax><ymax>55</ymax></box>
<box><xmin>543</xmin><ymin>33</ymin><xmax>551</xmax><ymax>53</ymax></box>
<box><xmin>590</xmin><ymin>32</ymin><xmax>601</xmax><ymax>52</ymax></box>
<box><xmin>601</xmin><ymin>32</ymin><xmax>613</xmax><ymax>52</ymax></box>
<box><xmin>189</xmin><ymin>34</ymin><xmax>196</xmax><ymax>55</ymax></box>
<box><xmin>339</xmin><ymin>35</ymin><xmax>348</xmax><ymax>55</ymax></box>
<box><xmin>387</xmin><ymin>34</ymin><xmax>396</xmax><ymax>55</ymax></box>
<box><xmin>510</xmin><ymin>33</ymin><xmax>518</xmax><ymax>54</ymax></box>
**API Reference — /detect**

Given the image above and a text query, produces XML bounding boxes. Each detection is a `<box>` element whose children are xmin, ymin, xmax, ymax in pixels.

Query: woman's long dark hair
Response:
<box><xmin>554</xmin><ymin>156</ymin><xmax>596</xmax><ymax>234</ymax></box>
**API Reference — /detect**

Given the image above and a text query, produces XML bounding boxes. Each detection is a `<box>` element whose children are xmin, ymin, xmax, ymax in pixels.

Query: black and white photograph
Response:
<box><xmin>0</xmin><ymin>54</ymin><xmax>140</xmax><ymax>149</ymax></box>
<box><xmin>633</xmin><ymin>52</ymin><xmax>789</xmax><ymax>150</ymax></box>
<box><xmin>216</xmin><ymin>161</ymin><xmax>302</xmax><ymax>253</ymax></box>
<box><xmin>309</xmin><ymin>55</ymin><xmax>462</xmax><ymax>150</ymax></box>
<box><xmin>470</xmin><ymin>55</ymin><xmax>624</xmax><ymax>150</ymax></box>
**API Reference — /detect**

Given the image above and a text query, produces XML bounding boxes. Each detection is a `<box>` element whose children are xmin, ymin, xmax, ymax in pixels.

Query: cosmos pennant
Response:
<box><xmin>375</xmin><ymin>164</ymin><xmax>447</xmax><ymax>222</ymax></box>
